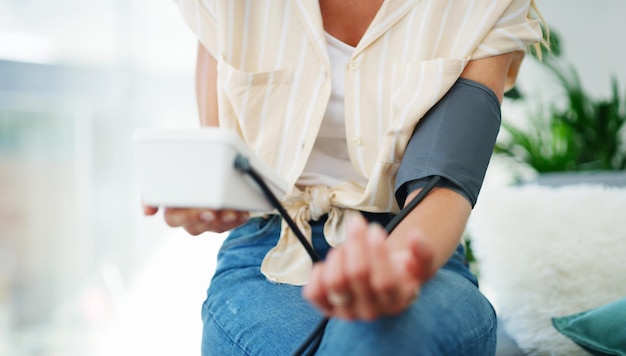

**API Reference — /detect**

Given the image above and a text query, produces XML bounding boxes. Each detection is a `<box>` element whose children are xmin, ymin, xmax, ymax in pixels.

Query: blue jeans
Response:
<box><xmin>201</xmin><ymin>215</ymin><xmax>496</xmax><ymax>355</ymax></box>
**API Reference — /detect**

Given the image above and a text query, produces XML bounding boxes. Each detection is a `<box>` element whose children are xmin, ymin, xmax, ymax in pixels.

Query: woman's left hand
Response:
<box><xmin>302</xmin><ymin>216</ymin><xmax>435</xmax><ymax>321</ymax></box>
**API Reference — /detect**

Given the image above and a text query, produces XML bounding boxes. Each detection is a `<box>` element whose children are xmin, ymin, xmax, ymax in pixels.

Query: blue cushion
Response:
<box><xmin>552</xmin><ymin>297</ymin><xmax>626</xmax><ymax>356</ymax></box>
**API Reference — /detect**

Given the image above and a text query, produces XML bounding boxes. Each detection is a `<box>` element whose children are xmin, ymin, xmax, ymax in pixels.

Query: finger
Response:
<box><xmin>303</xmin><ymin>262</ymin><xmax>333</xmax><ymax>315</ymax></box>
<box><xmin>345</xmin><ymin>219</ymin><xmax>377</xmax><ymax>320</ymax></box>
<box><xmin>141</xmin><ymin>196</ymin><xmax>159</xmax><ymax>215</ymax></box>
<box><xmin>218</xmin><ymin>210</ymin><xmax>249</xmax><ymax>225</ymax></box>
<box><xmin>386</xmin><ymin>236</ymin><xmax>434</xmax><ymax>308</ymax></box>
<box><xmin>183</xmin><ymin>222</ymin><xmax>216</xmax><ymax>236</ymax></box>
<box><xmin>165</xmin><ymin>208</ymin><xmax>249</xmax><ymax>233</ymax></box>
<box><xmin>163</xmin><ymin>208</ymin><xmax>195</xmax><ymax>227</ymax></box>
<box><xmin>406</xmin><ymin>235</ymin><xmax>435</xmax><ymax>284</ymax></box>
<box><xmin>322</xmin><ymin>248</ymin><xmax>354</xmax><ymax>319</ymax></box>
<box><xmin>200</xmin><ymin>210</ymin><xmax>248</xmax><ymax>232</ymax></box>
<box><xmin>367</xmin><ymin>224</ymin><xmax>404</xmax><ymax>314</ymax></box>
<box><xmin>143</xmin><ymin>204</ymin><xmax>159</xmax><ymax>216</ymax></box>
<box><xmin>184</xmin><ymin>222</ymin><xmax>233</xmax><ymax>235</ymax></box>
<box><xmin>197</xmin><ymin>210</ymin><xmax>217</xmax><ymax>224</ymax></box>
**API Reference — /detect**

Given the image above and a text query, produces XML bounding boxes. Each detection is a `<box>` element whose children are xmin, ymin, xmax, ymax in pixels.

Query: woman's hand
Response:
<box><xmin>142</xmin><ymin>203</ymin><xmax>249</xmax><ymax>235</ymax></box>
<box><xmin>302</xmin><ymin>216</ymin><xmax>435</xmax><ymax>321</ymax></box>
<box><xmin>140</xmin><ymin>44</ymin><xmax>249</xmax><ymax>236</ymax></box>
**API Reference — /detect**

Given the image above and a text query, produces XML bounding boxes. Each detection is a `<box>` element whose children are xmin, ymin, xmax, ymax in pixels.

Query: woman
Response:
<box><xmin>145</xmin><ymin>1</ymin><xmax>544</xmax><ymax>354</ymax></box>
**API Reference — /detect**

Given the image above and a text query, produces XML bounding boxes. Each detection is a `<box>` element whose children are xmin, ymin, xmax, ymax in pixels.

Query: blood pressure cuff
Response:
<box><xmin>394</xmin><ymin>78</ymin><xmax>501</xmax><ymax>208</ymax></box>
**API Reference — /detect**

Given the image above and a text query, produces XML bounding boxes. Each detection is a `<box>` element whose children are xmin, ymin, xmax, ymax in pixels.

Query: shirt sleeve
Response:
<box><xmin>472</xmin><ymin>0</ymin><xmax>543</xmax><ymax>58</ymax></box>
<box><xmin>471</xmin><ymin>0</ymin><xmax>543</xmax><ymax>91</ymax></box>
<box><xmin>174</xmin><ymin>0</ymin><xmax>220</xmax><ymax>58</ymax></box>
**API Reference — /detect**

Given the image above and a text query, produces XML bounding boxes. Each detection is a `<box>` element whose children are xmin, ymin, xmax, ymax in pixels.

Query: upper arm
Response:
<box><xmin>460</xmin><ymin>52</ymin><xmax>515</xmax><ymax>103</ymax></box>
<box><xmin>196</xmin><ymin>42</ymin><xmax>219</xmax><ymax>127</ymax></box>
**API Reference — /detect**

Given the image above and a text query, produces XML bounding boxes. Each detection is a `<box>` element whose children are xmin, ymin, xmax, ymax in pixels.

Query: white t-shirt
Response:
<box><xmin>297</xmin><ymin>33</ymin><xmax>368</xmax><ymax>189</ymax></box>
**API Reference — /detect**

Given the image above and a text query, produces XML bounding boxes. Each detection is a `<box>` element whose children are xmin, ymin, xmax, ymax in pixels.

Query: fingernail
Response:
<box><xmin>222</xmin><ymin>211</ymin><xmax>237</xmax><ymax>223</ymax></box>
<box><xmin>199</xmin><ymin>211</ymin><xmax>216</xmax><ymax>222</ymax></box>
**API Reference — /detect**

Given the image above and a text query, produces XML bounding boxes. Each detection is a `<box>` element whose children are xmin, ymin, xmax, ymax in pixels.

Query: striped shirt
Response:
<box><xmin>176</xmin><ymin>0</ymin><xmax>542</xmax><ymax>285</ymax></box>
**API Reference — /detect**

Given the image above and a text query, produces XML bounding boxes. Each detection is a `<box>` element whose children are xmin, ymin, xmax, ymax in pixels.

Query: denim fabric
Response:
<box><xmin>201</xmin><ymin>215</ymin><xmax>496</xmax><ymax>355</ymax></box>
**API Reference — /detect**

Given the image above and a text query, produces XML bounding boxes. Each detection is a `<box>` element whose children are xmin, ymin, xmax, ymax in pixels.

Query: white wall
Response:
<box><xmin>517</xmin><ymin>0</ymin><xmax>626</xmax><ymax>98</ymax></box>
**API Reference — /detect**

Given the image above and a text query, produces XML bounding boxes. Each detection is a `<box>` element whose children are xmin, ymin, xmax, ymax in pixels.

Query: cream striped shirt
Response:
<box><xmin>176</xmin><ymin>0</ymin><xmax>542</xmax><ymax>285</ymax></box>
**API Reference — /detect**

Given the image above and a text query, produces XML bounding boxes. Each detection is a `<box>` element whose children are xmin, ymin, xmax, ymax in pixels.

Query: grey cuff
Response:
<box><xmin>394</xmin><ymin>78</ymin><xmax>501</xmax><ymax>208</ymax></box>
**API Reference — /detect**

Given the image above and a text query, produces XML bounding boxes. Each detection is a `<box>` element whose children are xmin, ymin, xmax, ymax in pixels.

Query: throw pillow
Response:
<box><xmin>552</xmin><ymin>296</ymin><xmax>626</xmax><ymax>356</ymax></box>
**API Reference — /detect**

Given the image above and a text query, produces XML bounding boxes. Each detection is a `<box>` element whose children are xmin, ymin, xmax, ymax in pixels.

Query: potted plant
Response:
<box><xmin>494</xmin><ymin>31</ymin><xmax>626</xmax><ymax>186</ymax></box>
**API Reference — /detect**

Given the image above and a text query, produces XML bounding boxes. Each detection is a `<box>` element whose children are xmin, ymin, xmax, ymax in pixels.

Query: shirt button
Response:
<box><xmin>351</xmin><ymin>136</ymin><xmax>362</xmax><ymax>145</ymax></box>
<box><xmin>349</xmin><ymin>60</ymin><xmax>359</xmax><ymax>70</ymax></box>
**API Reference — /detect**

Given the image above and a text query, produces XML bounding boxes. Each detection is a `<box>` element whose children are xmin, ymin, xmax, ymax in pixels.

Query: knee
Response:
<box><xmin>318</xmin><ymin>271</ymin><xmax>497</xmax><ymax>355</ymax></box>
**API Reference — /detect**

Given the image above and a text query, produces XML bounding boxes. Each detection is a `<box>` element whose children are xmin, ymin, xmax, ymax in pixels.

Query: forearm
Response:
<box><xmin>387</xmin><ymin>187</ymin><xmax>471</xmax><ymax>278</ymax></box>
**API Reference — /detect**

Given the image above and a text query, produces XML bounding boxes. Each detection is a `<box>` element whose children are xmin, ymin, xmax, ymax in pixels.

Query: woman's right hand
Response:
<box><xmin>141</xmin><ymin>43</ymin><xmax>250</xmax><ymax>236</ymax></box>
<box><xmin>143</xmin><ymin>204</ymin><xmax>249</xmax><ymax>235</ymax></box>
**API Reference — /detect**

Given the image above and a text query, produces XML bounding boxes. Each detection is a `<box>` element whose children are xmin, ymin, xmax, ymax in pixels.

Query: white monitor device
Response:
<box><xmin>133</xmin><ymin>127</ymin><xmax>287</xmax><ymax>212</ymax></box>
